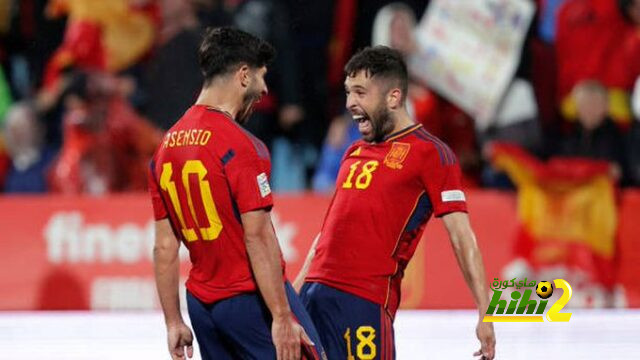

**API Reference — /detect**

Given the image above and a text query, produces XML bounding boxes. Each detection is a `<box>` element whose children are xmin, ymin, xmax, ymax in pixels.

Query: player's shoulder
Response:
<box><xmin>342</xmin><ymin>139</ymin><xmax>367</xmax><ymax>159</ymax></box>
<box><xmin>405</xmin><ymin>126</ymin><xmax>457</xmax><ymax>166</ymax></box>
<box><xmin>200</xmin><ymin>107</ymin><xmax>270</xmax><ymax>160</ymax></box>
<box><xmin>348</xmin><ymin>138</ymin><xmax>367</xmax><ymax>151</ymax></box>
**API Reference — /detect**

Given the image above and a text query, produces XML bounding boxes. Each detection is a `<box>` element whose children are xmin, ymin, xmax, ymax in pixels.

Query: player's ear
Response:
<box><xmin>387</xmin><ymin>87</ymin><xmax>402</xmax><ymax>109</ymax></box>
<box><xmin>238</xmin><ymin>64</ymin><xmax>250</xmax><ymax>88</ymax></box>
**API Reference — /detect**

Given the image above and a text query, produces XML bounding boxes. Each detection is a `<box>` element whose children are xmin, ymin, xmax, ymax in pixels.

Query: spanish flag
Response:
<box><xmin>44</xmin><ymin>0</ymin><xmax>158</xmax><ymax>87</ymax></box>
<box><xmin>490</xmin><ymin>143</ymin><xmax>617</xmax><ymax>287</ymax></box>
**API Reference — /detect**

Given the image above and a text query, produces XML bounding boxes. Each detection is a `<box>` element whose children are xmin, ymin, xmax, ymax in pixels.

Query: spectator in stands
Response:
<box><xmin>0</xmin><ymin>67</ymin><xmax>11</xmax><ymax>125</ymax></box>
<box><xmin>530</xmin><ymin>0</ymin><xmax>568</xmax><ymax>131</ymax></box>
<box><xmin>229</xmin><ymin>0</ymin><xmax>309</xmax><ymax>191</ymax></box>
<box><xmin>43</xmin><ymin>0</ymin><xmax>157</xmax><ymax>87</ymax></box>
<box><xmin>537</xmin><ymin>0</ymin><xmax>570</xmax><ymax>44</ymax></box>
<box><xmin>558</xmin><ymin>80</ymin><xmax>626</xmax><ymax>180</ymax></box>
<box><xmin>556</xmin><ymin>0</ymin><xmax>640</xmax><ymax>127</ymax></box>
<box><xmin>616</xmin><ymin>0</ymin><xmax>640</xmax><ymax>110</ymax></box>
<box><xmin>480</xmin><ymin>79</ymin><xmax>543</xmax><ymax>188</ymax></box>
<box><xmin>49</xmin><ymin>70</ymin><xmax>161</xmax><ymax>194</ymax></box>
<box><xmin>627</xmin><ymin>75</ymin><xmax>640</xmax><ymax>185</ymax></box>
<box><xmin>311</xmin><ymin>113</ymin><xmax>359</xmax><ymax>192</ymax></box>
<box><xmin>372</xmin><ymin>2</ymin><xmax>480</xmax><ymax>186</ymax></box>
<box><xmin>2</xmin><ymin>0</ymin><xmax>66</xmax><ymax>98</ymax></box>
<box><xmin>142</xmin><ymin>0</ymin><xmax>202</xmax><ymax>130</ymax></box>
<box><xmin>2</xmin><ymin>102</ymin><xmax>56</xmax><ymax>193</ymax></box>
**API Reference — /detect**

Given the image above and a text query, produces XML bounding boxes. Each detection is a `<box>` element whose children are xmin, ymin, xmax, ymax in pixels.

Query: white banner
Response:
<box><xmin>412</xmin><ymin>0</ymin><xmax>535</xmax><ymax>129</ymax></box>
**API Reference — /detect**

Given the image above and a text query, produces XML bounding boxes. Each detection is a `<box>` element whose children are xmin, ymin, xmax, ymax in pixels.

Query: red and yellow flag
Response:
<box><xmin>44</xmin><ymin>0</ymin><xmax>158</xmax><ymax>86</ymax></box>
<box><xmin>490</xmin><ymin>143</ymin><xmax>617</xmax><ymax>287</ymax></box>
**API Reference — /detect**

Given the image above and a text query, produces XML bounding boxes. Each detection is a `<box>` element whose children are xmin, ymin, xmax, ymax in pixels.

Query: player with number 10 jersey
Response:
<box><xmin>148</xmin><ymin>27</ymin><xmax>325</xmax><ymax>360</ymax></box>
<box><xmin>149</xmin><ymin>105</ymin><xmax>277</xmax><ymax>303</ymax></box>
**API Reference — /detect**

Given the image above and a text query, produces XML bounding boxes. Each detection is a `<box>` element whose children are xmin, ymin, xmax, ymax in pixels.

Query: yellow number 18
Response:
<box><xmin>344</xmin><ymin>326</ymin><xmax>376</xmax><ymax>360</ymax></box>
<box><xmin>160</xmin><ymin>160</ymin><xmax>223</xmax><ymax>242</ymax></box>
<box><xmin>342</xmin><ymin>160</ymin><xmax>379</xmax><ymax>190</ymax></box>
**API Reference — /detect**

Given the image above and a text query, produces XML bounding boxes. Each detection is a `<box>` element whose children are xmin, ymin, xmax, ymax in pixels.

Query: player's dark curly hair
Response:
<box><xmin>198</xmin><ymin>27</ymin><xmax>276</xmax><ymax>84</ymax></box>
<box><xmin>344</xmin><ymin>46</ymin><xmax>409</xmax><ymax>102</ymax></box>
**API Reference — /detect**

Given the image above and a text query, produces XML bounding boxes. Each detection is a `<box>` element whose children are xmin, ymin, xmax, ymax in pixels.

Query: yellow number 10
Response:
<box><xmin>160</xmin><ymin>160</ymin><xmax>223</xmax><ymax>242</ymax></box>
<box><xmin>342</xmin><ymin>160</ymin><xmax>379</xmax><ymax>190</ymax></box>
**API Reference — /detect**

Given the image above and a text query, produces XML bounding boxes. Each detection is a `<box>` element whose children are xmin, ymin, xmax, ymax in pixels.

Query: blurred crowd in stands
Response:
<box><xmin>1</xmin><ymin>0</ymin><xmax>640</xmax><ymax>195</ymax></box>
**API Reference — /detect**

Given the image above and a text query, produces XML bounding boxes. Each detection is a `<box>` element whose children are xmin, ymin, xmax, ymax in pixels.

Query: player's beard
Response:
<box><xmin>367</xmin><ymin>102</ymin><xmax>395</xmax><ymax>143</ymax></box>
<box><xmin>236</xmin><ymin>85</ymin><xmax>263</xmax><ymax>124</ymax></box>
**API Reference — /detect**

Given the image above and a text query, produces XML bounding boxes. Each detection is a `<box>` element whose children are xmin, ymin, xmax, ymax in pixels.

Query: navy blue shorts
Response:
<box><xmin>300</xmin><ymin>282</ymin><xmax>395</xmax><ymax>360</ymax></box>
<box><xmin>187</xmin><ymin>282</ymin><xmax>327</xmax><ymax>360</ymax></box>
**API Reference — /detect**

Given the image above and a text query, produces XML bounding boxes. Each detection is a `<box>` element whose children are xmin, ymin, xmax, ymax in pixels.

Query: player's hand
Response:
<box><xmin>167</xmin><ymin>322</ymin><xmax>194</xmax><ymax>360</ymax></box>
<box><xmin>473</xmin><ymin>321</ymin><xmax>495</xmax><ymax>360</ymax></box>
<box><xmin>272</xmin><ymin>313</ymin><xmax>315</xmax><ymax>360</ymax></box>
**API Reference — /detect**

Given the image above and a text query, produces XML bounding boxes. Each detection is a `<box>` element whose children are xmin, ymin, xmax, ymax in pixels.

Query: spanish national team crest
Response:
<box><xmin>384</xmin><ymin>142</ymin><xmax>411</xmax><ymax>169</ymax></box>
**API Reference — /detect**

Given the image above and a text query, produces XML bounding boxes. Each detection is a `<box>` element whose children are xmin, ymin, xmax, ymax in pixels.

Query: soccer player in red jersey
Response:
<box><xmin>294</xmin><ymin>46</ymin><xmax>496</xmax><ymax>360</ymax></box>
<box><xmin>149</xmin><ymin>27</ymin><xmax>325</xmax><ymax>360</ymax></box>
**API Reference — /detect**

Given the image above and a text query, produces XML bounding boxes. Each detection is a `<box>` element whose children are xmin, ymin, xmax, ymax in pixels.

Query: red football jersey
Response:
<box><xmin>148</xmin><ymin>105</ymin><xmax>282</xmax><ymax>303</ymax></box>
<box><xmin>306</xmin><ymin>124</ymin><xmax>467</xmax><ymax>316</ymax></box>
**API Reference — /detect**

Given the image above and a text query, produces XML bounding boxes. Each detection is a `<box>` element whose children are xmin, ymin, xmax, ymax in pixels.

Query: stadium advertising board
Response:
<box><xmin>0</xmin><ymin>191</ymin><xmax>638</xmax><ymax>310</ymax></box>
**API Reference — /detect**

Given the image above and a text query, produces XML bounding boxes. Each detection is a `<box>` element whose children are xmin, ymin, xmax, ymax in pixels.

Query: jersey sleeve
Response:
<box><xmin>420</xmin><ymin>144</ymin><xmax>468</xmax><ymax>217</ymax></box>
<box><xmin>223</xmin><ymin>138</ymin><xmax>273</xmax><ymax>214</ymax></box>
<box><xmin>148</xmin><ymin>161</ymin><xmax>168</xmax><ymax>220</ymax></box>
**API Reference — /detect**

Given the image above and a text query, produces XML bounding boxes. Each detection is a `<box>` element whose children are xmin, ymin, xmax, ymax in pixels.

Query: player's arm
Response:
<box><xmin>241</xmin><ymin>209</ymin><xmax>313</xmax><ymax>360</ymax></box>
<box><xmin>153</xmin><ymin>218</ymin><xmax>193</xmax><ymax>360</ymax></box>
<box><xmin>441</xmin><ymin>212</ymin><xmax>495</xmax><ymax>360</ymax></box>
<box><xmin>292</xmin><ymin>233</ymin><xmax>320</xmax><ymax>293</ymax></box>
<box><xmin>242</xmin><ymin>209</ymin><xmax>291</xmax><ymax>318</ymax></box>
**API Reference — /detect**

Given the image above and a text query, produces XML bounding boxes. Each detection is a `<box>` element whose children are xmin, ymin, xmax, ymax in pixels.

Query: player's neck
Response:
<box><xmin>389</xmin><ymin>109</ymin><xmax>415</xmax><ymax>134</ymax></box>
<box><xmin>195</xmin><ymin>85</ymin><xmax>243</xmax><ymax>120</ymax></box>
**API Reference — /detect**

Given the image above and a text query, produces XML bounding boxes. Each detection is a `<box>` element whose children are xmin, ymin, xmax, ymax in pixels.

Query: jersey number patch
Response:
<box><xmin>344</xmin><ymin>326</ymin><xmax>377</xmax><ymax>360</ymax></box>
<box><xmin>342</xmin><ymin>160</ymin><xmax>379</xmax><ymax>190</ymax></box>
<box><xmin>160</xmin><ymin>160</ymin><xmax>223</xmax><ymax>241</ymax></box>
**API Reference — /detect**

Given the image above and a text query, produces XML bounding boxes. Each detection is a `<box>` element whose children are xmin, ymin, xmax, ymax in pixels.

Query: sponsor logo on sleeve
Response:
<box><xmin>441</xmin><ymin>190</ymin><xmax>465</xmax><ymax>202</ymax></box>
<box><xmin>257</xmin><ymin>173</ymin><xmax>271</xmax><ymax>198</ymax></box>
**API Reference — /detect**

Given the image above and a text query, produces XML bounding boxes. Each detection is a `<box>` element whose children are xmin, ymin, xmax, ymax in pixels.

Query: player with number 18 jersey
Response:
<box><xmin>298</xmin><ymin>45</ymin><xmax>495</xmax><ymax>360</ymax></box>
<box><xmin>305</xmin><ymin>124</ymin><xmax>467</xmax><ymax>317</ymax></box>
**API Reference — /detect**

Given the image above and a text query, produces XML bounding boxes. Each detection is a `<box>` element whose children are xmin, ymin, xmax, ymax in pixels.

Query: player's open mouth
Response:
<box><xmin>353</xmin><ymin>114</ymin><xmax>372</xmax><ymax>134</ymax></box>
